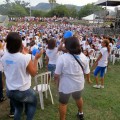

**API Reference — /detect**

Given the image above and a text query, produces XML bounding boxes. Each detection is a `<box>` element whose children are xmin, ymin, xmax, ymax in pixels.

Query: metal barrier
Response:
<box><xmin>93</xmin><ymin>27</ymin><xmax>120</xmax><ymax>35</ymax></box>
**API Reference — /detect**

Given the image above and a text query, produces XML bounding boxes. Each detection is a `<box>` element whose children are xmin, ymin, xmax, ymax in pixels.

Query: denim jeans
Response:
<box><xmin>48</xmin><ymin>64</ymin><xmax>56</xmax><ymax>77</ymax></box>
<box><xmin>0</xmin><ymin>71</ymin><xmax>3</xmax><ymax>99</ymax></box>
<box><xmin>7</xmin><ymin>88</ymin><xmax>37</xmax><ymax>120</ymax></box>
<box><xmin>10</xmin><ymin>99</ymin><xmax>15</xmax><ymax>114</ymax></box>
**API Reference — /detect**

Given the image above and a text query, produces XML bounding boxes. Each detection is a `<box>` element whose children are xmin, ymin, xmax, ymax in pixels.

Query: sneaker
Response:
<box><xmin>77</xmin><ymin>113</ymin><xmax>84</xmax><ymax>120</ymax></box>
<box><xmin>100</xmin><ymin>85</ymin><xmax>104</xmax><ymax>89</ymax></box>
<box><xmin>93</xmin><ymin>85</ymin><xmax>101</xmax><ymax>89</ymax></box>
<box><xmin>9</xmin><ymin>113</ymin><xmax>14</xmax><ymax>118</ymax></box>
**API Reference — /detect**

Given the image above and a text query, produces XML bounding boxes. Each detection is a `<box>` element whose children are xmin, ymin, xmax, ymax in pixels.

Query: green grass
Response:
<box><xmin>0</xmin><ymin>62</ymin><xmax>120</xmax><ymax>120</ymax></box>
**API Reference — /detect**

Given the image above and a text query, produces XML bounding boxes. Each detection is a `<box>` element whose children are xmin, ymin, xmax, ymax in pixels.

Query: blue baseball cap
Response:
<box><xmin>64</xmin><ymin>31</ymin><xmax>73</xmax><ymax>39</ymax></box>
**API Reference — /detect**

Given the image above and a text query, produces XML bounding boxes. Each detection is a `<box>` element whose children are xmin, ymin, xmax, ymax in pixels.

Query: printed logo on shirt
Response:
<box><xmin>5</xmin><ymin>60</ymin><xmax>16</xmax><ymax>64</ymax></box>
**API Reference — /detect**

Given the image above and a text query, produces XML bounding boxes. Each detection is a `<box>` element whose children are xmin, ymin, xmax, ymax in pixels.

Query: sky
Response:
<box><xmin>0</xmin><ymin>0</ymin><xmax>99</xmax><ymax>6</ymax></box>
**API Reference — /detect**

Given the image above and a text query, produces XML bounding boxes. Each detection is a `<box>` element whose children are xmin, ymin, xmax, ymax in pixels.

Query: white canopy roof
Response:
<box><xmin>95</xmin><ymin>0</ymin><xmax>120</xmax><ymax>6</ymax></box>
<box><xmin>82</xmin><ymin>14</ymin><xmax>96</xmax><ymax>21</ymax></box>
<box><xmin>82</xmin><ymin>14</ymin><xmax>103</xmax><ymax>23</ymax></box>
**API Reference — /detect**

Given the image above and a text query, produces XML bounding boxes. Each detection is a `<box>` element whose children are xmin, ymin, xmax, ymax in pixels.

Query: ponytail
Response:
<box><xmin>103</xmin><ymin>39</ymin><xmax>110</xmax><ymax>54</ymax></box>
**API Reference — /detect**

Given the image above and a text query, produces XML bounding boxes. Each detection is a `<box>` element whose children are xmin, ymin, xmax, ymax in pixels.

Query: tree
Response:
<box><xmin>14</xmin><ymin>0</ymin><xmax>29</xmax><ymax>8</ymax></box>
<box><xmin>68</xmin><ymin>7</ymin><xmax>78</xmax><ymax>18</ymax></box>
<box><xmin>0</xmin><ymin>0</ymin><xmax>12</xmax><ymax>15</ymax></box>
<box><xmin>9</xmin><ymin>3</ymin><xmax>28</xmax><ymax>17</ymax></box>
<box><xmin>48</xmin><ymin>0</ymin><xmax>56</xmax><ymax>10</ymax></box>
<box><xmin>0</xmin><ymin>0</ymin><xmax>30</xmax><ymax>16</ymax></box>
<box><xmin>21</xmin><ymin>1</ymin><xmax>29</xmax><ymax>8</ymax></box>
<box><xmin>48</xmin><ymin>5</ymin><xmax>69</xmax><ymax>17</ymax></box>
<box><xmin>14</xmin><ymin>0</ymin><xmax>30</xmax><ymax>15</ymax></box>
<box><xmin>78</xmin><ymin>3</ymin><xmax>102</xmax><ymax>19</ymax></box>
<box><xmin>5</xmin><ymin>0</ymin><xmax>11</xmax><ymax>4</ymax></box>
<box><xmin>32</xmin><ymin>10</ymin><xmax>46</xmax><ymax>17</ymax></box>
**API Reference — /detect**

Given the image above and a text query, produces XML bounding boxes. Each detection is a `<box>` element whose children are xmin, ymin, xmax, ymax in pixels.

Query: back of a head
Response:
<box><xmin>6</xmin><ymin>32</ymin><xmax>22</xmax><ymax>54</ymax></box>
<box><xmin>30</xmin><ymin>40</ymin><xmax>35</xmax><ymax>47</ymax></box>
<box><xmin>48</xmin><ymin>39</ymin><xmax>56</xmax><ymax>50</ymax></box>
<box><xmin>103</xmin><ymin>39</ymin><xmax>110</xmax><ymax>53</ymax></box>
<box><xmin>103</xmin><ymin>39</ymin><xmax>109</xmax><ymax>47</ymax></box>
<box><xmin>65</xmin><ymin>37</ymin><xmax>81</xmax><ymax>55</ymax></box>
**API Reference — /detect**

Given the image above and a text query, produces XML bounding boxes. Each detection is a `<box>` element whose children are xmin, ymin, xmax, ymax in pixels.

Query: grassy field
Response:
<box><xmin>0</xmin><ymin>62</ymin><xmax>120</xmax><ymax>120</ymax></box>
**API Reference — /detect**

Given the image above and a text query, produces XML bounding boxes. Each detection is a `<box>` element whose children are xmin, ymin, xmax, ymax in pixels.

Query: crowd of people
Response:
<box><xmin>0</xmin><ymin>20</ymin><xmax>120</xmax><ymax>120</ymax></box>
<box><xmin>9</xmin><ymin>16</ymin><xmax>74</xmax><ymax>24</ymax></box>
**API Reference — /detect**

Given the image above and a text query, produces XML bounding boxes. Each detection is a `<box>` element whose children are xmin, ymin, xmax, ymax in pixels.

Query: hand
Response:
<box><xmin>35</xmin><ymin>49</ymin><xmax>43</xmax><ymax>60</ymax></box>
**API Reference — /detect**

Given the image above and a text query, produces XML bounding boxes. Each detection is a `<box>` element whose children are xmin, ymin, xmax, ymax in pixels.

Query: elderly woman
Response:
<box><xmin>54</xmin><ymin>37</ymin><xmax>91</xmax><ymax>120</ymax></box>
<box><xmin>1</xmin><ymin>32</ymin><xmax>43</xmax><ymax>120</ymax></box>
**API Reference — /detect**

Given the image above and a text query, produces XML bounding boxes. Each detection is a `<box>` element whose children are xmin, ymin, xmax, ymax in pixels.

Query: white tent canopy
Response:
<box><xmin>82</xmin><ymin>14</ymin><xmax>96</xmax><ymax>21</ymax></box>
<box><xmin>95</xmin><ymin>0</ymin><xmax>120</xmax><ymax>6</ymax></box>
<box><xmin>82</xmin><ymin>14</ymin><xmax>103</xmax><ymax>23</ymax></box>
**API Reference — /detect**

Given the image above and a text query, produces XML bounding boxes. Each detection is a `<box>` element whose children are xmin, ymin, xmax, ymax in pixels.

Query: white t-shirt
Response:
<box><xmin>1</xmin><ymin>52</ymin><xmax>31</xmax><ymax>91</ymax></box>
<box><xmin>0</xmin><ymin>49</ymin><xmax>4</xmax><ymax>71</ymax></box>
<box><xmin>46</xmin><ymin>48</ymin><xmax>58</xmax><ymax>65</ymax></box>
<box><xmin>55</xmin><ymin>53</ymin><xmax>90</xmax><ymax>94</ymax></box>
<box><xmin>89</xmin><ymin>48</ymin><xmax>95</xmax><ymax>57</ymax></box>
<box><xmin>82</xmin><ymin>42</ymin><xmax>90</xmax><ymax>50</ymax></box>
<box><xmin>86</xmin><ymin>56</ymin><xmax>90</xmax><ymax>63</ymax></box>
<box><xmin>97</xmin><ymin>43</ymin><xmax>102</xmax><ymax>50</ymax></box>
<box><xmin>35</xmin><ymin>36</ymin><xmax>39</xmax><ymax>44</ymax></box>
<box><xmin>109</xmin><ymin>43</ymin><xmax>113</xmax><ymax>48</ymax></box>
<box><xmin>98</xmin><ymin>47</ymin><xmax>109</xmax><ymax>67</ymax></box>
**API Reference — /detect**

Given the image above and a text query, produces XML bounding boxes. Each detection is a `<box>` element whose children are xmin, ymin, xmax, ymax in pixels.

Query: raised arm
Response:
<box><xmin>26</xmin><ymin>49</ymin><xmax>43</xmax><ymax>77</ymax></box>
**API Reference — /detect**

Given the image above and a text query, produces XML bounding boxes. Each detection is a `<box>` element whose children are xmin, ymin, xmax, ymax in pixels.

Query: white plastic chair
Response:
<box><xmin>110</xmin><ymin>48</ymin><xmax>116</xmax><ymax>62</ymax></box>
<box><xmin>33</xmin><ymin>72</ymin><xmax>54</xmax><ymax>110</ymax></box>
<box><xmin>90</xmin><ymin>51</ymin><xmax>99</xmax><ymax>67</ymax></box>
<box><xmin>112</xmin><ymin>49</ymin><xmax>120</xmax><ymax>65</ymax></box>
<box><xmin>90</xmin><ymin>57</ymin><xmax>97</xmax><ymax>67</ymax></box>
